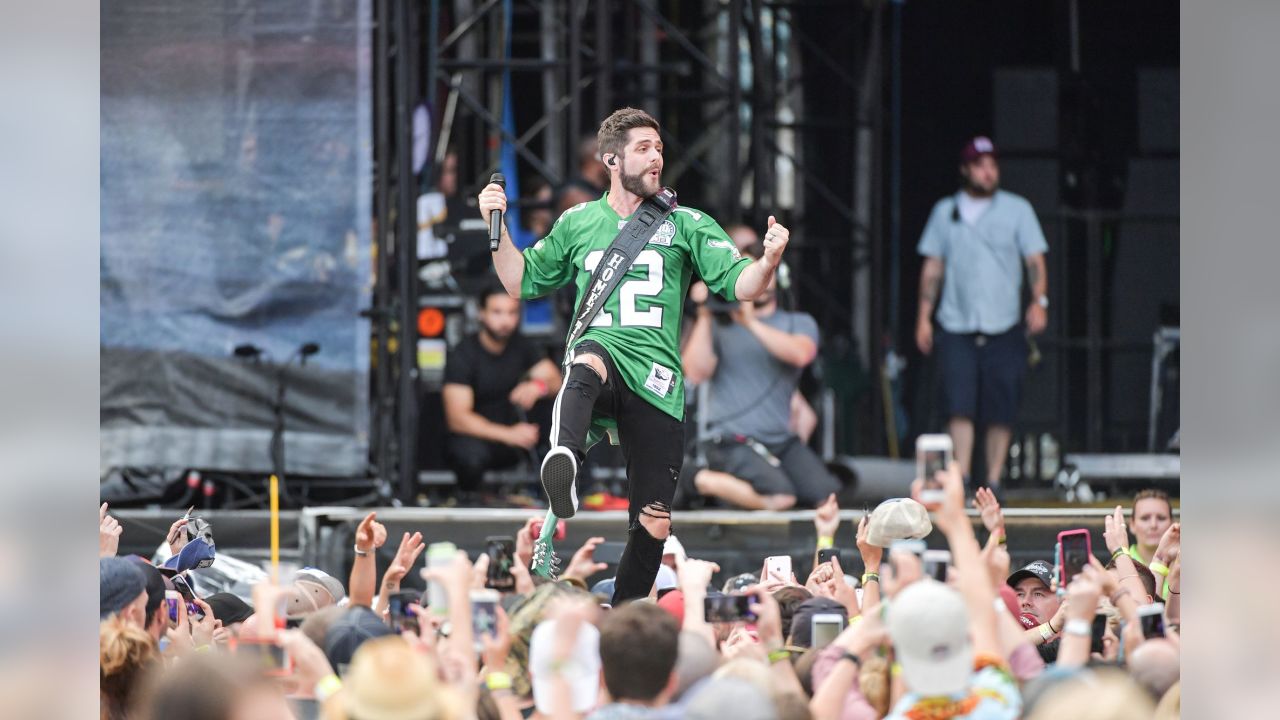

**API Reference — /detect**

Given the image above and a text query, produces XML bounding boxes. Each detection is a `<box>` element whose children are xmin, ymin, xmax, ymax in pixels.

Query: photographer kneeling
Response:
<box><xmin>681</xmin><ymin>240</ymin><xmax>840</xmax><ymax>510</ymax></box>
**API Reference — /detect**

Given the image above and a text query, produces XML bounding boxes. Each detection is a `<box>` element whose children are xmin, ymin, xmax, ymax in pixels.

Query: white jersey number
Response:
<box><xmin>583</xmin><ymin>249</ymin><xmax>665</xmax><ymax>328</ymax></box>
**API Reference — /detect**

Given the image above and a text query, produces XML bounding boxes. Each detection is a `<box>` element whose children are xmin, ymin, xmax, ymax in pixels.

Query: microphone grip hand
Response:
<box><xmin>487</xmin><ymin>173</ymin><xmax>507</xmax><ymax>251</ymax></box>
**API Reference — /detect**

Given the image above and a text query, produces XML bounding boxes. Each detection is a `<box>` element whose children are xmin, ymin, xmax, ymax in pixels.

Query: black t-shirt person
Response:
<box><xmin>443</xmin><ymin>333</ymin><xmax>544</xmax><ymax>426</ymax></box>
<box><xmin>442</xmin><ymin>332</ymin><xmax>546</xmax><ymax>496</ymax></box>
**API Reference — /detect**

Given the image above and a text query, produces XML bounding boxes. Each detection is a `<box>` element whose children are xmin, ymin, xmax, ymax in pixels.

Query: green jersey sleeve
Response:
<box><xmin>690</xmin><ymin>219</ymin><xmax>752</xmax><ymax>301</ymax></box>
<box><xmin>519</xmin><ymin>213</ymin><xmax>576</xmax><ymax>299</ymax></box>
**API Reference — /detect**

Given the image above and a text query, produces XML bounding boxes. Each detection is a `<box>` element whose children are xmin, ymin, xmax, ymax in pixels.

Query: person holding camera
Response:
<box><xmin>682</xmin><ymin>240</ymin><xmax>840</xmax><ymax>510</ymax></box>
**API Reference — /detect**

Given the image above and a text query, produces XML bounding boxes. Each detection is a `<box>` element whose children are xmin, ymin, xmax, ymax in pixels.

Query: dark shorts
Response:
<box><xmin>935</xmin><ymin>325</ymin><xmax>1027</xmax><ymax>426</ymax></box>
<box><xmin>704</xmin><ymin>435</ymin><xmax>841</xmax><ymax>508</ymax></box>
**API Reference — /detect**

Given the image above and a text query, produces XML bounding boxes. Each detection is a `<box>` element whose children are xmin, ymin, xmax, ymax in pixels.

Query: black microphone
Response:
<box><xmin>488</xmin><ymin>173</ymin><xmax>506</xmax><ymax>252</ymax></box>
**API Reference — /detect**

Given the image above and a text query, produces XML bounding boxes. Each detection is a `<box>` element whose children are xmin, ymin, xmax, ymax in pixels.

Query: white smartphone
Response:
<box><xmin>921</xmin><ymin>549</ymin><xmax>952</xmax><ymax>582</ymax></box>
<box><xmin>916</xmin><ymin>434</ymin><xmax>953</xmax><ymax>506</ymax></box>
<box><xmin>764</xmin><ymin>555</ymin><xmax>792</xmax><ymax>583</ymax></box>
<box><xmin>810</xmin><ymin>613</ymin><xmax>846</xmax><ymax>649</ymax></box>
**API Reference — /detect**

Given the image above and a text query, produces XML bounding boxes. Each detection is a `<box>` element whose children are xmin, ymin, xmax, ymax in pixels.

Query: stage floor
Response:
<box><xmin>114</xmin><ymin>505</ymin><xmax>1178</xmax><ymax>587</ymax></box>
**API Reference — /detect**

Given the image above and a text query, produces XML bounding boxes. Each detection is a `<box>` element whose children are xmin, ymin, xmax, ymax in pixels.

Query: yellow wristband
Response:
<box><xmin>767</xmin><ymin>649</ymin><xmax>791</xmax><ymax>664</ymax></box>
<box><xmin>1150</xmin><ymin>561</ymin><xmax>1170</xmax><ymax>577</ymax></box>
<box><xmin>315</xmin><ymin>674</ymin><xmax>343</xmax><ymax>702</ymax></box>
<box><xmin>816</xmin><ymin>536</ymin><xmax>835</xmax><ymax>550</ymax></box>
<box><xmin>891</xmin><ymin>662</ymin><xmax>902</xmax><ymax>677</ymax></box>
<box><xmin>848</xmin><ymin>614</ymin><xmax>863</xmax><ymax>626</ymax></box>
<box><xmin>861</xmin><ymin>572</ymin><xmax>879</xmax><ymax>585</ymax></box>
<box><xmin>485</xmin><ymin>671</ymin><xmax>513</xmax><ymax>691</ymax></box>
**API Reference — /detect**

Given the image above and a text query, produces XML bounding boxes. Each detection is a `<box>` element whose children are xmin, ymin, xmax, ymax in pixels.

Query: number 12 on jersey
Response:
<box><xmin>583</xmin><ymin>249</ymin><xmax>665</xmax><ymax>328</ymax></box>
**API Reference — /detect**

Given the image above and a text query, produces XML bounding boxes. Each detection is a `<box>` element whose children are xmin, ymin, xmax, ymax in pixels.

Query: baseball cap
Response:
<box><xmin>887</xmin><ymin>581</ymin><xmax>974</xmax><ymax>696</ymax></box>
<box><xmin>205</xmin><ymin>592</ymin><xmax>255</xmax><ymax>626</ymax></box>
<box><xmin>590</xmin><ymin>577</ymin><xmax>616</xmax><ymax>603</ymax></box>
<box><xmin>865</xmin><ymin>498</ymin><xmax>932</xmax><ymax>547</ymax></box>
<box><xmin>100</xmin><ymin>556</ymin><xmax>148</xmax><ymax>620</ymax></box>
<box><xmin>655</xmin><ymin>565</ymin><xmax>678</xmax><ymax>593</ymax></box>
<box><xmin>1007</xmin><ymin>560</ymin><xmax>1054</xmax><ymax>590</ymax></box>
<box><xmin>657</xmin><ymin>589</ymin><xmax>685</xmax><ymax>625</ymax></box>
<box><xmin>960</xmin><ymin>136</ymin><xmax>998</xmax><ymax>164</ymax></box>
<box><xmin>722</xmin><ymin>573</ymin><xmax>758</xmax><ymax>594</ymax></box>
<box><xmin>529</xmin><ymin>618</ymin><xmax>601</xmax><ymax>714</ymax></box>
<box><xmin>128</xmin><ymin>556</ymin><xmax>167</xmax><ymax>619</ymax></box>
<box><xmin>324</xmin><ymin>606</ymin><xmax>395</xmax><ymax>673</ymax></box>
<box><xmin>287</xmin><ymin>568</ymin><xmax>347</xmax><ymax>617</ymax></box>
<box><xmin>161</xmin><ymin>537</ymin><xmax>216</xmax><ymax>573</ymax></box>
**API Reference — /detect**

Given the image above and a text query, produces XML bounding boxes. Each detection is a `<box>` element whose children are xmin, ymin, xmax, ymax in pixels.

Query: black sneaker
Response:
<box><xmin>540</xmin><ymin>447</ymin><xmax>579</xmax><ymax>518</ymax></box>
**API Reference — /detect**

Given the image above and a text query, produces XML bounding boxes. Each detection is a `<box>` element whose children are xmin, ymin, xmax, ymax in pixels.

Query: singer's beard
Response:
<box><xmin>620</xmin><ymin>165</ymin><xmax>660</xmax><ymax>198</ymax></box>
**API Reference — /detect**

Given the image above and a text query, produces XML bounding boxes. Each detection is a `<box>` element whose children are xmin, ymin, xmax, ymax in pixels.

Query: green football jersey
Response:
<box><xmin>520</xmin><ymin>192</ymin><xmax>752</xmax><ymax>421</ymax></box>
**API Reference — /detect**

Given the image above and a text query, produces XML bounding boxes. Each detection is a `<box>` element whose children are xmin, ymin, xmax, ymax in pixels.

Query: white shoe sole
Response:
<box><xmin>540</xmin><ymin>447</ymin><xmax>579</xmax><ymax>519</ymax></box>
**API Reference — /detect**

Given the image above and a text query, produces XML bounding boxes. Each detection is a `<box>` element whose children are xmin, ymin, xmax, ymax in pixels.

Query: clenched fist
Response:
<box><xmin>762</xmin><ymin>215</ymin><xmax>790</xmax><ymax>266</ymax></box>
<box><xmin>477</xmin><ymin>183</ymin><xmax>507</xmax><ymax>221</ymax></box>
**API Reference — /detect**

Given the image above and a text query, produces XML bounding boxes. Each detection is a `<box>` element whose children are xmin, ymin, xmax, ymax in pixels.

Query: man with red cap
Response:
<box><xmin>914</xmin><ymin>136</ymin><xmax>1049</xmax><ymax>498</ymax></box>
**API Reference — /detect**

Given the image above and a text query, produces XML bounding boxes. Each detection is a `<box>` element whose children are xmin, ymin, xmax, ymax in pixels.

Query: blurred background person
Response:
<box><xmin>915</xmin><ymin>136</ymin><xmax>1048</xmax><ymax>497</ymax></box>
<box><xmin>444</xmin><ymin>284</ymin><xmax>561</xmax><ymax>505</ymax></box>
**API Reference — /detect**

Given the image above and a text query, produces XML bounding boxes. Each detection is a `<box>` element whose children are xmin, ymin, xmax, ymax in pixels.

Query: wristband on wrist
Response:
<box><xmin>997</xmin><ymin>533</ymin><xmax>1007</xmax><ymax>545</ymax></box>
<box><xmin>1063</xmin><ymin>619</ymin><xmax>1091</xmax><ymax>637</ymax></box>
<box><xmin>1149</xmin><ymin>561</ymin><xmax>1170</xmax><ymax>577</ymax></box>
<box><xmin>767</xmin><ymin>649</ymin><xmax>792</xmax><ymax>664</ymax></box>
<box><xmin>816</xmin><ymin>536</ymin><xmax>835</xmax><ymax>550</ymax></box>
<box><xmin>839</xmin><ymin>651</ymin><xmax>862</xmax><ymax>668</ymax></box>
<box><xmin>354</xmin><ymin>544</ymin><xmax>370</xmax><ymax>557</ymax></box>
<box><xmin>1110</xmin><ymin>547</ymin><xmax>1126</xmax><ymax>561</ymax></box>
<box><xmin>485</xmin><ymin>672</ymin><xmax>513</xmax><ymax>691</ymax></box>
<box><xmin>861</xmin><ymin>572</ymin><xmax>879</xmax><ymax>585</ymax></box>
<box><xmin>315</xmin><ymin>674</ymin><xmax>343</xmax><ymax>702</ymax></box>
<box><xmin>1038</xmin><ymin>624</ymin><xmax>1054</xmax><ymax>642</ymax></box>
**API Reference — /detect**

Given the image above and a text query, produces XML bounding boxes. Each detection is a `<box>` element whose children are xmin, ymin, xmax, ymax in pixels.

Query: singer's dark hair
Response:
<box><xmin>597</xmin><ymin>107</ymin><xmax>660</xmax><ymax>160</ymax></box>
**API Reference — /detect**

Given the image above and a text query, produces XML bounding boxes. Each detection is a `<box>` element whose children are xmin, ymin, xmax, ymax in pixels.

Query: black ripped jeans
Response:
<box><xmin>551</xmin><ymin>340</ymin><xmax>684</xmax><ymax>603</ymax></box>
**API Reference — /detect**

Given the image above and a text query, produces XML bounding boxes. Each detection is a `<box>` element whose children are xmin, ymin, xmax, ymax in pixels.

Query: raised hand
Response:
<box><xmin>973</xmin><ymin>487</ymin><xmax>1005</xmax><ymax>536</ymax></box>
<box><xmin>762</xmin><ymin>215</ymin><xmax>791</xmax><ymax>266</ymax></box>
<box><xmin>355</xmin><ymin>511</ymin><xmax>389</xmax><ymax>554</ymax></box>
<box><xmin>1154</xmin><ymin>522</ymin><xmax>1181</xmax><ymax>565</ymax></box>
<box><xmin>814</xmin><ymin>493</ymin><xmax>840</xmax><ymax>541</ymax></box>
<box><xmin>563</xmin><ymin>536</ymin><xmax>609</xmax><ymax>582</ymax></box>
<box><xmin>678</xmin><ymin>557</ymin><xmax>721</xmax><ymax>594</ymax></box>
<box><xmin>1103</xmin><ymin>505</ymin><xmax>1131</xmax><ymax>555</ymax></box>
<box><xmin>99</xmin><ymin>503</ymin><xmax>123</xmax><ymax>558</ymax></box>
<box><xmin>165</xmin><ymin>514</ymin><xmax>191</xmax><ymax>557</ymax></box>
<box><xmin>856</xmin><ymin>515</ymin><xmax>884</xmax><ymax>570</ymax></box>
<box><xmin>385</xmin><ymin>531</ymin><xmax>425</xmax><ymax>587</ymax></box>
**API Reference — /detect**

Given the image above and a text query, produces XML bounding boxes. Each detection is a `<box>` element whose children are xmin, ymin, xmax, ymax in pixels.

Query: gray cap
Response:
<box><xmin>100</xmin><ymin>557</ymin><xmax>147</xmax><ymax>620</ymax></box>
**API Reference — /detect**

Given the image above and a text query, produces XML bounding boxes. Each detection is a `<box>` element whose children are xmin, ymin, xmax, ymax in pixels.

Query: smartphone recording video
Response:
<box><xmin>1138</xmin><ymin>604</ymin><xmax>1166</xmax><ymax>639</ymax></box>
<box><xmin>484</xmin><ymin>536</ymin><xmax>516</xmax><ymax>591</ymax></box>
<box><xmin>810</xmin><ymin>613</ymin><xmax>846</xmax><ymax>649</ymax></box>
<box><xmin>1057</xmin><ymin>529</ymin><xmax>1092</xmax><ymax>588</ymax></box>
<box><xmin>388</xmin><ymin>591</ymin><xmax>422</xmax><ymax>634</ymax></box>
<box><xmin>470</xmin><ymin>589</ymin><xmax>500</xmax><ymax>651</ymax></box>
<box><xmin>916</xmin><ymin>434</ymin><xmax>952</xmax><ymax>506</ymax></box>
<box><xmin>704</xmin><ymin>593</ymin><xmax>757</xmax><ymax>623</ymax></box>
<box><xmin>921</xmin><ymin>549</ymin><xmax>952</xmax><ymax>583</ymax></box>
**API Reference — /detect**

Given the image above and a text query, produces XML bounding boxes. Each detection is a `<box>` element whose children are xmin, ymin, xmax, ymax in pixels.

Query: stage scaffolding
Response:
<box><xmin>368</xmin><ymin>0</ymin><xmax>887</xmax><ymax>501</ymax></box>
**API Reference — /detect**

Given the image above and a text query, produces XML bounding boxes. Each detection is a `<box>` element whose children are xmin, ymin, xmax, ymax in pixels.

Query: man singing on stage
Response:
<box><xmin>477</xmin><ymin>107</ymin><xmax>790</xmax><ymax>603</ymax></box>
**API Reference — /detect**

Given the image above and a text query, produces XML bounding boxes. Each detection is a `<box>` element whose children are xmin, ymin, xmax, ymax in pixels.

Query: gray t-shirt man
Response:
<box><xmin>707</xmin><ymin>309</ymin><xmax>820</xmax><ymax>444</ymax></box>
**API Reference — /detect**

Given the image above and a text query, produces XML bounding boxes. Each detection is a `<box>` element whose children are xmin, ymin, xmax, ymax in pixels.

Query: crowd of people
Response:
<box><xmin>99</xmin><ymin>472</ymin><xmax>1181</xmax><ymax>719</ymax></box>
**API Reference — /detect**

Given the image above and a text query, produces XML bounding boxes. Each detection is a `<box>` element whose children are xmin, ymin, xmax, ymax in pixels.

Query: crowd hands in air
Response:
<box><xmin>98</xmin><ymin>469</ymin><xmax>1180</xmax><ymax>720</ymax></box>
